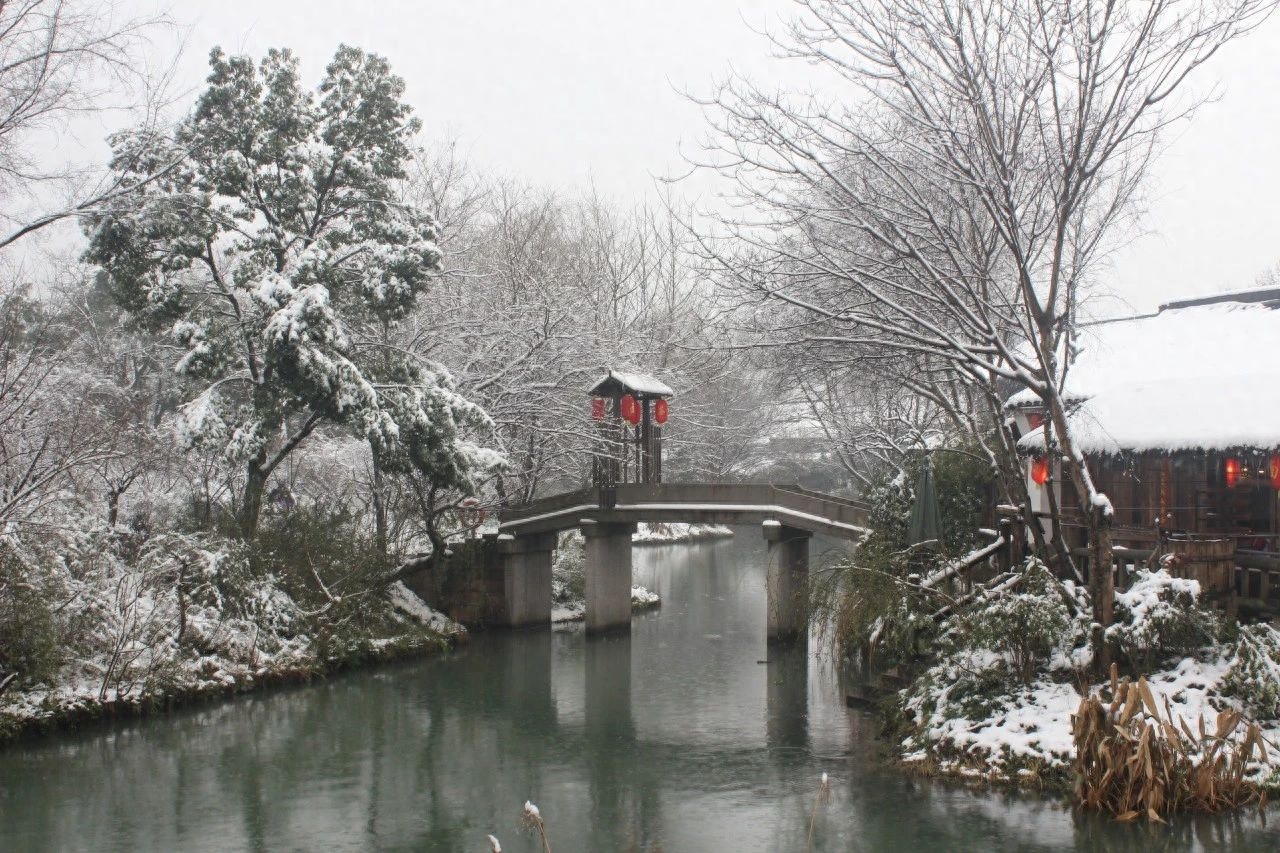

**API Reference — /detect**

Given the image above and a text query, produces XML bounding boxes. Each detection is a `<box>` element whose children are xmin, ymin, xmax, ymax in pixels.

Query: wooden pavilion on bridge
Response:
<box><xmin>588</xmin><ymin>369</ymin><xmax>674</xmax><ymax>487</ymax></box>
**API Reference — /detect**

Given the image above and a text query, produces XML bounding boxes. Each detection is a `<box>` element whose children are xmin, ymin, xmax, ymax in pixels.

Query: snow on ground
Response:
<box><xmin>633</xmin><ymin>522</ymin><xmax>734</xmax><ymax>543</ymax></box>
<box><xmin>389</xmin><ymin>581</ymin><xmax>466</xmax><ymax>637</ymax></box>
<box><xmin>902</xmin><ymin>653</ymin><xmax>1280</xmax><ymax>783</ymax></box>
<box><xmin>630</xmin><ymin>585</ymin><xmax>660</xmax><ymax>606</ymax></box>
<box><xmin>551</xmin><ymin>586</ymin><xmax>662</xmax><ymax>624</ymax></box>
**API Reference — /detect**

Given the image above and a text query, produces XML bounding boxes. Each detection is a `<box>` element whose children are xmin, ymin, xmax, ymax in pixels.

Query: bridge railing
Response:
<box><xmin>498</xmin><ymin>487</ymin><xmax>599</xmax><ymax>526</ymax></box>
<box><xmin>497</xmin><ymin>481</ymin><xmax>870</xmax><ymax>539</ymax></box>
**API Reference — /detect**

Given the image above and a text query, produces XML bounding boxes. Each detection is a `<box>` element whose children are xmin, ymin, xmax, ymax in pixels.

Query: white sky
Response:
<box><xmin>119</xmin><ymin>0</ymin><xmax>1280</xmax><ymax>314</ymax></box>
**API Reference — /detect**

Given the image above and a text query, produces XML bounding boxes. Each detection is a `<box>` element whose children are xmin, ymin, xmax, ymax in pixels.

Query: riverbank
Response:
<box><xmin>880</xmin><ymin>566</ymin><xmax>1280</xmax><ymax>795</ymax></box>
<box><xmin>0</xmin><ymin>581</ymin><xmax>466</xmax><ymax>746</ymax></box>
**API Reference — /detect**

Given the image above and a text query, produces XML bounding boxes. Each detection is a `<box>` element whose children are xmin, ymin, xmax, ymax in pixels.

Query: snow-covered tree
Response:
<box><xmin>697</xmin><ymin>0</ymin><xmax>1277</xmax><ymax>644</ymax></box>
<box><xmin>85</xmin><ymin>46</ymin><xmax>498</xmax><ymax>540</ymax></box>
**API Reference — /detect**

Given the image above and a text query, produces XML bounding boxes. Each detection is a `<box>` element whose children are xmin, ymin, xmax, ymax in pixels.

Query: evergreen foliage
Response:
<box><xmin>84</xmin><ymin>45</ymin><xmax>499</xmax><ymax>539</ymax></box>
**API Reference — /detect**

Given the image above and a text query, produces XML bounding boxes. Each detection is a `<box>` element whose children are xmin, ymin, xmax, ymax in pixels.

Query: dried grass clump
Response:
<box><xmin>1072</xmin><ymin>665</ymin><xmax>1269</xmax><ymax>821</ymax></box>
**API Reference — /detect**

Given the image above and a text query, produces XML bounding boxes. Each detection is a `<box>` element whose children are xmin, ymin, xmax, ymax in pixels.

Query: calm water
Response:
<box><xmin>0</xmin><ymin>533</ymin><xmax>1277</xmax><ymax>852</ymax></box>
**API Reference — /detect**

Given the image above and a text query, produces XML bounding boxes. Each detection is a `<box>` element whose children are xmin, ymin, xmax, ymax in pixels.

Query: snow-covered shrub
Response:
<box><xmin>0</xmin><ymin>546</ymin><xmax>62</xmax><ymax>686</ymax></box>
<box><xmin>951</xmin><ymin>560</ymin><xmax>1080</xmax><ymax>684</ymax></box>
<box><xmin>810</xmin><ymin>451</ymin><xmax>996</xmax><ymax>663</ymax></box>
<box><xmin>255</xmin><ymin>502</ymin><xmax>389</xmax><ymax>634</ymax></box>
<box><xmin>552</xmin><ymin>530</ymin><xmax>585</xmax><ymax>606</ymax></box>
<box><xmin>1220</xmin><ymin>623</ymin><xmax>1280</xmax><ymax>721</ymax></box>
<box><xmin>1106</xmin><ymin>569</ymin><xmax>1219</xmax><ymax>674</ymax></box>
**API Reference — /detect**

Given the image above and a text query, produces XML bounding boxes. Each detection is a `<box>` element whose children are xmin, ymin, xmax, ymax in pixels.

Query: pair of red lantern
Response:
<box><xmin>1223</xmin><ymin>455</ymin><xmax>1280</xmax><ymax>489</ymax></box>
<box><xmin>593</xmin><ymin>394</ymin><xmax>669</xmax><ymax>426</ymax></box>
<box><xmin>1029</xmin><ymin>454</ymin><xmax>1280</xmax><ymax>490</ymax></box>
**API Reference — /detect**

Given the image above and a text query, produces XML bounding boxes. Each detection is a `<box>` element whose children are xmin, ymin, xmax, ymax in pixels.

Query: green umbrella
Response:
<box><xmin>908</xmin><ymin>457</ymin><xmax>943</xmax><ymax>549</ymax></box>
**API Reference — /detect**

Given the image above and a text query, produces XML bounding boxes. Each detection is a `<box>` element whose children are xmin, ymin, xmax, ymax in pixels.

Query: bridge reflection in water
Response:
<box><xmin>1</xmin><ymin>536</ymin><xmax>1274</xmax><ymax>850</ymax></box>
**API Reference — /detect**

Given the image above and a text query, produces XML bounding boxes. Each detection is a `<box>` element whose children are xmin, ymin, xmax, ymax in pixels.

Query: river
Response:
<box><xmin>0</xmin><ymin>532</ymin><xmax>1276</xmax><ymax>851</ymax></box>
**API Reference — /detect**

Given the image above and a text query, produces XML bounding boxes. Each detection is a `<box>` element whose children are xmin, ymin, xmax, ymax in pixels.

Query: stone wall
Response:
<box><xmin>402</xmin><ymin>537</ymin><xmax>505</xmax><ymax>627</ymax></box>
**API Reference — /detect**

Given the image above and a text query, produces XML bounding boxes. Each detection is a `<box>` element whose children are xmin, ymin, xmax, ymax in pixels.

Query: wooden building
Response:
<box><xmin>1007</xmin><ymin>287</ymin><xmax>1280</xmax><ymax>603</ymax></box>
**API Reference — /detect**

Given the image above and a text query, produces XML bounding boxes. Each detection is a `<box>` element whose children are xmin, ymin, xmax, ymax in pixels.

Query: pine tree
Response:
<box><xmin>85</xmin><ymin>45</ymin><xmax>499</xmax><ymax>540</ymax></box>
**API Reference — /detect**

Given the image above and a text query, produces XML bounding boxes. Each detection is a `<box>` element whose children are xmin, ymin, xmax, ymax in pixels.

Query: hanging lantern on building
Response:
<box><xmin>591</xmin><ymin>397</ymin><xmax>606</xmax><ymax>421</ymax></box>
<box><xmin>620</xmin><ymin>393</ymin><xmax>641</xmax><ymax>425</ymax></box>
<box><xmin>1225</xmin><ymin>456</ymin><xmax>1241</xmax><ymax>488</ymax></box>
<box><xmin>654</xmin><ymin>398</ymin><xmax>669</xmax><ymax>425</ymax></box>
<box><xmin>1030</xmin><ymin>456</ymin><xmax>1049</xmax><ymax>486</ymax></box>
<box><xmin>1025</xmin><ymin>411</ymin><xmax>1044</xmax><ymax>431</ymax></box>
<box><xmin>1269</xmin><ymin>453</ymin><xmax>1280</xmax><ymax>490</ymax></box>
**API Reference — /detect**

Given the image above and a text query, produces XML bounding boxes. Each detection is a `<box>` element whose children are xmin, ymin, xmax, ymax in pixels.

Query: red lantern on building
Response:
<box><xmin>1025</xmin><ymin>411</ymin><xmax>1045</xmax><ymax>431</ymax></box>
<box><xmin>591</xmin><ymin>397</ymin><xmax>606</xmax><ymax>421</ymax></box>
<box><xmin>620</xmin><ymin>394</ymin><xmax>641</xmax><ymax>425</ymax></box>
<box><xmin>654</xmin><ymin>398</ymin><xmax>669</xmax><ymax>425</ymax></box>
<box><xmin>1225</xmin><ymin>456</ymin><xmax>1241</xmax><ymax>489</ymax></box>
<box><xmin>1030</xmin><ymin>456</ymin><xmax>1049</xmax><ymax>486</ymax></box>
<box><xmin>1270</xmin><ymin>453</ymin><xmax>1280</xmax><ymax>490</ymax></box>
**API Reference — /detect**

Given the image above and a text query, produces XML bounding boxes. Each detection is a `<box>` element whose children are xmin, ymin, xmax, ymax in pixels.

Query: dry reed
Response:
<box><xmin>522</xmin><ymin>800</ymin><xmax>552</xmax><ymax>853</ymax></box>
<box><xmin>806</xmin><ymin>771</ymin><xmax>831</xmax><ymax>852</ymax></box>
<box><xmin>1072</xmin><ymin>664</ymin><xmax>1269</xmax><ymax>821</ymax></box>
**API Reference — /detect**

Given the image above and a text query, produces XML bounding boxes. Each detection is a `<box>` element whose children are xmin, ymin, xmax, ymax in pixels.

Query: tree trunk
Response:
<box><xmin>1089</xmin><ymin>503</ymin><xmax>1115</xmax><ymax>666</ymax></box>
<box><xmin>107</xmin><ymin>488</ymin><xmax>121</xmax><ymax>527</ymax></box>
<box><xmin>239</xmin><ymin>453</ymin><xmax>268</xmax><ymax>540</ymax></box>
<box><xmin>371</xmin><ymin>447</ymin><xmax>388</xmax><ymax>557</ymax></box>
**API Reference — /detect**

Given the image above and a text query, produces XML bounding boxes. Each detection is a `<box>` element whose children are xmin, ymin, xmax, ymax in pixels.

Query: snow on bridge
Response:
<box><xmin>498</xmin><ymin>483</ymin><xmax>871</xmax><ymax>541</ymax></box>
<box><xmin>493</xmin><ymin>483</ymin><xmax>870</xmax><ymax>639</ymax></box>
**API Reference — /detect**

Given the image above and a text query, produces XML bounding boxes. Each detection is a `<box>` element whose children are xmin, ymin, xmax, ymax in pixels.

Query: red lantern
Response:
<box><xmin>654</xmin><ymin>398</ymin><xmax>669</xmax><ymax>425</ymax></box>
<box><xmin>620</xmin><ymin>394</ymin><xmax>640</xmax><ymax>425</ymax></box>
<box><xmin>1030</xmin><ymin>456</ymin><xmax>1049</xmax><ymax>486</ymax></box>
<box><xmin>1025</xmin><ymin>412</ymin><xmax>1045</xmax><ymax>431</ymax></box>
<box><xmin>1270</xmin><ymin>453</ymin><xmax>1280</xmax><ymax>490</ymax></box>
<box><xmin>591</xmin><ymin>397</ymin><xmax>606</xmax><ymax>421</ymax></box>
<box><xmin>1225</xmin><ymin>457</ymin><xmax>1241</xmax><ymax>489</ymax></box>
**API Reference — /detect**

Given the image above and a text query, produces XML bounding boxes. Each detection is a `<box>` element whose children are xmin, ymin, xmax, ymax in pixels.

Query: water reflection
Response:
<box><xmin>0</xmin><ymin>533</ymin><xmax>1276</xmax><ymax>851</ymax></box>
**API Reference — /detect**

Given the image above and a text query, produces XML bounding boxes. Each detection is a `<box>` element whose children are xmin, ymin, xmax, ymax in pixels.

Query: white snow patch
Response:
<box><xmin>388</xmin><ymin>581</ymin><xmax>464</xmax><ymax>636</ymax></box>
<box><xmin>1010</xmin><ymin>300</ymin><xmax>1280</xmax><ymax>453</ymax></box>
<box><xmin>633</xmin><ymin>522</ymin><xmax>734</xmax><ymax>543</ymax></box>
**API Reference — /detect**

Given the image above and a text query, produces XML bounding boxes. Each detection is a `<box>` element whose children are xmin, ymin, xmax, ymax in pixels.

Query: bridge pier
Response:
<box><xmin>496</xmin><ymin>532</ymin><xmax>556</xmax><ymax>628</ymax></box>
<box><xmin>764</xmin><ymin>521</ymin><xmax>810</xmax><ymax>643</ymax></box>
<box><xmin>583</xmin><ymin>520</ymin><xmax>637</xmax><ymax>634</ymax></box>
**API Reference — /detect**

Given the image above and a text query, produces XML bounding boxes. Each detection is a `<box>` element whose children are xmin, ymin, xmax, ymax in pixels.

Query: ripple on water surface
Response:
<box><xmin>0</xmin><ymin>533</ymin><xmax>1277</xmax><ymax>851</ymax></box>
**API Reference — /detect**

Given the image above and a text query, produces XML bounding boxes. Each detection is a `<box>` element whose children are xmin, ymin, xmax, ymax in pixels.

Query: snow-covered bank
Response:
<box><xmin>0</xmin><ymin>526</ymin><xmax>466</xmax><ymax>745</ymax></box>
<box><xmin>633</xmin><ymin>523</ymin><xmax>734</xmax><ymax>544</ymax></box>
<box><xmin>891</xmin><ymin>564</ymin><xmax>1280</xmax><ymax>790</ymax></box>
<box><xmin>551</xmin><ymin>586</ymin><xmax>662</xmax><ymax>624</ymax></box>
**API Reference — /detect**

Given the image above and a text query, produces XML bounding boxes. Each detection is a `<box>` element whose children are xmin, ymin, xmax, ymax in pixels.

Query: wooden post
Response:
<box><xmin>640</xmin><ymin>397</ymin><xmax>653</xmax><ymax>483</ymax></box>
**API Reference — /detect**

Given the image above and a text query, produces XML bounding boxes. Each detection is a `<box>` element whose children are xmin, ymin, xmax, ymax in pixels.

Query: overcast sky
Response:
<box><xmin>123</xmin><ymin>0</ymin><xmax>1280</xmax><ymax>314</ymax></box>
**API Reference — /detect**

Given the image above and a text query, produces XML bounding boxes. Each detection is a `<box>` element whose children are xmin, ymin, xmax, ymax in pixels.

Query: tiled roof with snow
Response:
<box><xmin>1011</xmin><ymin>296</ymin><xmax>1280</xmax><ymax>455</ymax></box>
<box><xmin>590</xmin><ymin>369</ymin><xmax>674</xmax><ymax>397</ymax></box>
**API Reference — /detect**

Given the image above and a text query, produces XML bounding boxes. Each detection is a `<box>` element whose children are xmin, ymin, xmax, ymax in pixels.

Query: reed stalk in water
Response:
<box><xmin>522</xmin><ymin>800</ymin><xmax>552</xmax><ymax>853</ymax></box>
<box><xmin>806</xmin><ymin>772</ymin><xmax>831</xmax><ymax>852</ymax></box>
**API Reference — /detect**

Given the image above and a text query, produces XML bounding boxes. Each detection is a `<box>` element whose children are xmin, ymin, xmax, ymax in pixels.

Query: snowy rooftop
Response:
<box><xmin>1011</xmin><ymin>292</ymin><xmax>1280</xmax><ymax>454</ymax></box>
<box><xmin>589</xmin><ymin>369</ymin><xmax>674</xmax><ymax>398</ymax></box>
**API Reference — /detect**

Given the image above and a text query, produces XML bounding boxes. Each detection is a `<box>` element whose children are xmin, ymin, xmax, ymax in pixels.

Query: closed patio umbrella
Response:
<box><xmin>908</xmin><ymin>457</ymin><xmax>942</xmax><ymax>549</ymax></box>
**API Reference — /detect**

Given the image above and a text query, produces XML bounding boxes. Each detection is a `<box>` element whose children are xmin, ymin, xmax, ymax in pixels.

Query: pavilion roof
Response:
<box><xmin>589</xmin><ymin>369</ymin><xmax>674</xmax><ymax>399</ymax></box>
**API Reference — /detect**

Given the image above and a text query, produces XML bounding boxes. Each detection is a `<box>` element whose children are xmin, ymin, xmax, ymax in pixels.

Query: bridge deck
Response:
<box><xmin>497</xmin><ymin>483</ymin><xmax>870</xmax><ymax>540</ymax></box>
